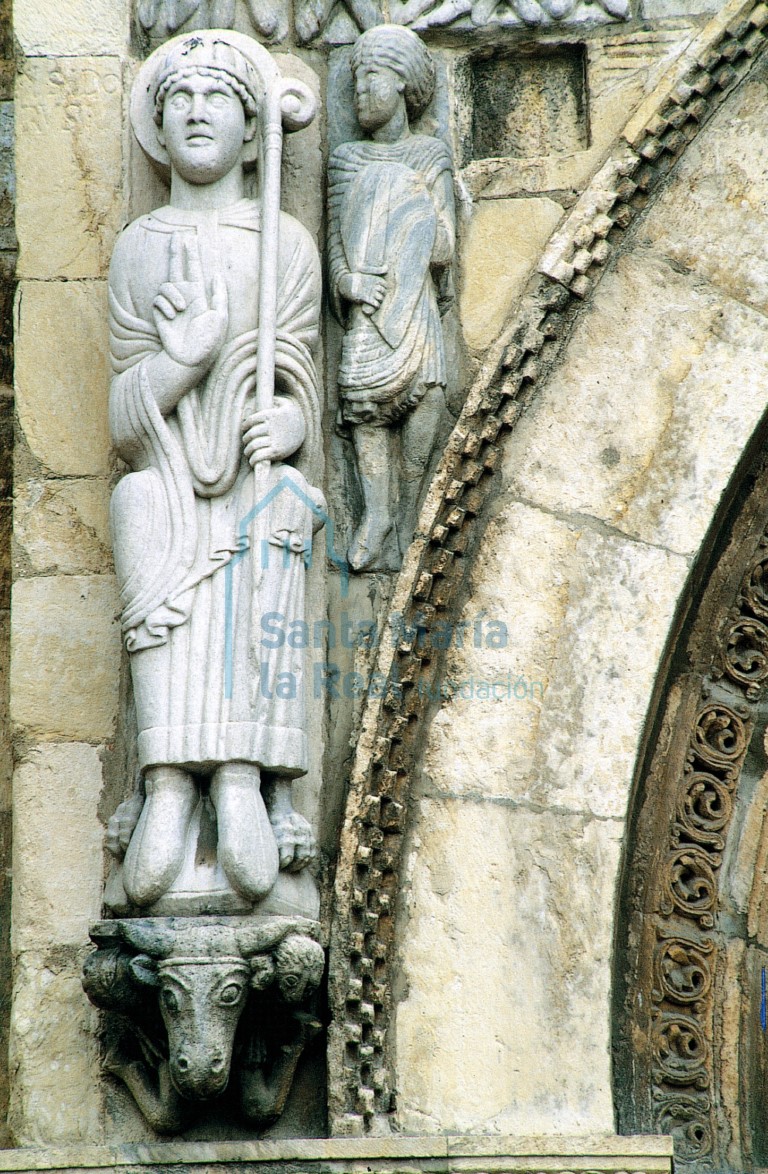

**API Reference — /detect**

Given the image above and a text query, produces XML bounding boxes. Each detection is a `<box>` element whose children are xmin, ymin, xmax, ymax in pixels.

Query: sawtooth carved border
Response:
<box><xmin>326</xmin><ymin>0</ymin><xmax>768</xmax><ymax>1137</ymax></box>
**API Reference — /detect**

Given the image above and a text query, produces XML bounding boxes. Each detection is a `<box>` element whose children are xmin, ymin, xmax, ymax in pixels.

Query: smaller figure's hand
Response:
<box><xmin>242</xmin><ymin>397</ymin><xmax>306</xmax><ymax>466</ymax></box>
<box><xmin>271</xmin><ymin>811</ymin><xmax>317</xmax><ymax>872</ymax></box>
<box><xmin>106</xmin><ymin>793</ymin><xmax>145</xmax><ymax>859</ymax></box>
<box><xmin>153</xmin><ymin>233</ymin><xmax>229</xmax><ymax>370</ymax></box>
<box><xmin>338</xmin><ymin>271</ymin><xmax>388</xmax><ymax>313</ymax></box>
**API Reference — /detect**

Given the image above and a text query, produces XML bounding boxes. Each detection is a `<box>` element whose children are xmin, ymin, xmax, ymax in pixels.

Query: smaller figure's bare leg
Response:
<box><xmin>210</xmin><ymin>761</ymin><xmax>279</xmax><ymax>901</ymax></box>
<box><xmin>104</xmin><ymin>1041</ymin><xmax>190</xmax><ymax>1134</ymax></box>
<box><xmin>122</xmin><ymin>766</ymin><xmax>197</xmax><ymax>907</ymax></box>
<box><xmin>397</xmin><ymin>385</ymin><xmax>445</xmax><ymax>555</ymax></box>
<box><xmin>239</xmin><ymin>1013</ymin><xmax>321</xmax><ymax>1128</ymax></box>
<box><xmin>264</xmin><ymin>779</ymin><xmax>317</xmax><ymax>872</ymax></box>
<box><xmin>349</xmin><ymin>425</ymin><xmax>394</xmax><ymax>571</ymax></box>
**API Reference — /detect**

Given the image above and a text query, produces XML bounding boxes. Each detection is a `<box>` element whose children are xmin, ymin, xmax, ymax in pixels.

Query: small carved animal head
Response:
<box><xmin>131</xmin><ymin>953</ymin><xmax>250</xmax><ymax>1100</ymax></box>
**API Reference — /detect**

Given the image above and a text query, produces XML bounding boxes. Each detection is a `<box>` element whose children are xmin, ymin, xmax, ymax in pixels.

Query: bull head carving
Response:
<box><xmin>82</xmin><ymin>916</ymin><xmax>325</xmax><ymax>1130</ymax></box>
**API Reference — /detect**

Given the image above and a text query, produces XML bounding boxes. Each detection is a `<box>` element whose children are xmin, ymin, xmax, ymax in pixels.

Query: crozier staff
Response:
<box><xmin>107</xmin><ymin>32</ymin><xmax>324</xmax><ymax>911</ymax></box>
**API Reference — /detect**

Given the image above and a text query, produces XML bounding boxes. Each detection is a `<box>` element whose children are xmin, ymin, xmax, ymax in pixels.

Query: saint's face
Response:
<box><xmin>159</xmin><ymin>74</ymin><xmax>251</xmax><ymax>185</ymax></box>
<box><xmin>354</xmin><ymin>61</ymin><xmax>404</xmax><ymax>132</ymax></box>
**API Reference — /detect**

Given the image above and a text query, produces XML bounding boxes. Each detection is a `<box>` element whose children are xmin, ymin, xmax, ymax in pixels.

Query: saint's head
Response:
<box><xmin>350</xmin><ymin>25</ymin><xmax>435</xmax><ymax>136</ymax></box>
<box><xmin>151</xmin><ymin>36</ymin><xmax>261</xmax><ymax>184</ymax></box>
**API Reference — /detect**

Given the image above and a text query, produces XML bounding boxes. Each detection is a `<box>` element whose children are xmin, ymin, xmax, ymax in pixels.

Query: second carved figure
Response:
<box><xmin>328</xmin><ymin>26</ymin><xmax>456</xmax><ymax>572</ymax></box>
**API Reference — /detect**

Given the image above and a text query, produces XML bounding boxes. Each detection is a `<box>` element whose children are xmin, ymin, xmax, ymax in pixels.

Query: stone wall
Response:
<box><xmin>6</xmin><ymin>0</ymin><xmax>766</xmax><ymax>1159</ymax></box>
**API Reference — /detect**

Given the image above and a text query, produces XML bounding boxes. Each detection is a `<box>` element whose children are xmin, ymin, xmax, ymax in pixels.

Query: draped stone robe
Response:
<box><xmin>327</xmin><ymin>134</ymin><xmax>455</xmax><ymax>426</ymax></box>
<box><xmin>108</xmin><ymin>200</ymin><xmax>323</xmax><ymax>778</ymax></box>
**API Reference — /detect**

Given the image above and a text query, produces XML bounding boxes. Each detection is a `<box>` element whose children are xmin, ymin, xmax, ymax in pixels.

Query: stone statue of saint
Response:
<box><xmin>107</xmin><ymin>32</ymin><xmax>324</xmax><ymax>916</ymax></box>
<box><xmin>328</xmin><ymin>25</ymin><xmax>455</xmax><ymax>571</ymax></box>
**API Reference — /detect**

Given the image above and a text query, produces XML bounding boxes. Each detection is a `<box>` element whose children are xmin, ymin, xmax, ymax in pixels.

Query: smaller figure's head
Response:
<box><xmin>274</xmin><ymin>935</ymin><xmax>325</xmax><ymax>1004</ymax></box>
<box><xmin>350</xmin><ymin>25</ymin><xmax>435</xmax><ymax>133</ymax></box>
<box><xmin>152</xmin><ymin>36</ymin><xmax>260</xmax><ymax>184</ymax></box>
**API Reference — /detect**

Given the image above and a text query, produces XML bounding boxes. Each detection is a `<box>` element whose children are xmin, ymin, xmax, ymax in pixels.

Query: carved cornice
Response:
<box><xmin>326</xmin><ymin>0</ymin><xmax>768</xmax><ymax>1137</ymax></box>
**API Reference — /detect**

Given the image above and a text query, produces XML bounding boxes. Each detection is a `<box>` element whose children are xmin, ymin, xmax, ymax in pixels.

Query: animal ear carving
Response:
<box><xmin>129</xmin><ymin>953</ymin><xmax>160</xmax><ymax>988</ymax></box>
<box><xmin>250</xmin><ymin>955</ymin><xmax>277</xmax><ymax>991</ymax></box>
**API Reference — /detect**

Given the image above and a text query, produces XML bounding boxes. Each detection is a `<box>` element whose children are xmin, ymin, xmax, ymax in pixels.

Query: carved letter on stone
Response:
<box><xmin>84</xmin><ymin>30</ymin><xmax>326</xmax><ymax>1133</ymax></box>
<box><xmin>328</xmin><ymin>25</ymin><xmax>455</xmax><ymax>571</ymax></box>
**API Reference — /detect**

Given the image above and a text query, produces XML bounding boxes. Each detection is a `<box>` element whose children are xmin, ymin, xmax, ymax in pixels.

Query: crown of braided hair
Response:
<box><xmin>153</xmin><ymin>37</ymin><xmax>261</xmax><ymax>126</ymax></box>
<box><xmin>351</xmin><ymin>25</ymin><xmax>435</xmax><ymax>121</ymax></box>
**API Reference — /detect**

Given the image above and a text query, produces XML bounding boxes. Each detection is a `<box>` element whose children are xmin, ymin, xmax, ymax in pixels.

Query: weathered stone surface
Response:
<box><xmin>642</xmin><ymin>0</ymin><xmax>720</xmax><ymax>13</ymax></box>
<box><xmin>14</xmin><ymin>281</ymin><xmax>111</xmax><ymax>476</ymax></box>
<box><xmin>460</xmin><ymin>198</ymin><xmax>563</xmax><ymax>352</ymax></box>
<box><xmin>13</xmin><ymin>0</ymin><xmax>130</xmax><ymax>57</ymax></box>
<box><xmin>12</xmin><ymin>744</ymin><xmax>104</xmax><ymax>953</ymax></box>
<box><xmin>0</xmin><ymin>102</ymin><xmax>14</xmax><ymax>251</ymax></box>
<box><xmin>502</xmin><ymin>252</ymin><xmax>768</xmax><ymax>558</ymax></box>
<box><xmin>425</xmin><ymin>501</ymin><xmax>687</xmax><ymax>819</ymax></box>
<box><xmin>14</xmin><ymin>479</ymin><xmax>111</xmax><ymax>576</ymax></box>
<box><xmin>8</xmin><ymin>949</ymin><xmax>103</xmax><ymax>1146</ymax></box>
<box><xmin>423</xmin><ymin>502</ymin><xmax>575</xmax><ymax>800</ymax></box>
<box><xmin>394</xmin><ymin>800</ymin><xmax>622</xmax><ymax>1135</ymax></box>
<box><xmin>11</xmin><ymin>575</ymin><xmax>120</xmax><ymax>742</ymax></box>
<box><xmin>274</xmin><ymin>54</ymin><xmax>323</xmax><ymax>241</ymax></box>
<box><xmin>0</xmin><ymin>1132</ymin><xmax>673</xmax><ymax>1170</ymax></box>
<box><xmin>639</xmin><ymin>74</ymin><xmax>768</xmax><ymax>318</ymax></box>
<box><xmin>15</xmin><ymin>58</ymin><xmax>122</xmax><ymax>279</ymax></box>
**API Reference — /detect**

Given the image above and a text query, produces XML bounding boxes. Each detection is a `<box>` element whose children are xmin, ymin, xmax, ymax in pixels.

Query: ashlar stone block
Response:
<box><xmin>15</xmin><ymin>58</ymin><xmax>123</xmax><ymax>279</ymax></box>
<box><xmin>13</xmin><ymin>0</ymin><xmax>130</xmax><ymax>57</ymax></box>
<box><xmin>14</xmin><ymin>478</ymin><xmax>111</xmax><ymax>576</ymax></box>
<box><xmin>639</xmin><ymin>73</ymin><xmax>768</xmax><ymax>317</ymax></box>
<box><xmin>502</xmin><ymin>250</ymin><xmax>768</xmax><ymax>557</ymax></box>
<box><xmin>8</xmin><ymin>949</ymin><xmax>103</xmax><ymax>1146</ymax></box>
<box><xmin>14</xmin><ymin>281</ymin><xmax>111</xmax><ymax>476</ymax></box>
<box><xmin>460</xmin><ymin>197</ymin><xmax>563</xmax><ymax>352</ymax></box>
<box><xmin>394</xmin><ymin>800</ymin><xmax>621</xmax><ymax>1136</ymax></box>
<box><xmin>424</xmin><ymin>500</ymin><xmax>688</xmax><ymax>820</ymax></box>
<box><xmin>11</xmin><ymin>743</ymin><xmax>104</xmax><ymax>953</ymax></box>
<box><xmin>11</xmin><ymin>575</ymin><xmax>121</xmax><ymax>742</ymax></box>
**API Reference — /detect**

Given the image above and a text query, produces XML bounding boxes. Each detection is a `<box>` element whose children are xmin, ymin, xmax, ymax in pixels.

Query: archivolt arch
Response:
<box><xmin>613</xmin><ymin>430</ymin><xmax>768</xmax><ymax>1172</ymax></box>
<box><xmin>326</xmin><ymin>0</ymin><xmax>768</xmax><ymax>1139</ymax></box>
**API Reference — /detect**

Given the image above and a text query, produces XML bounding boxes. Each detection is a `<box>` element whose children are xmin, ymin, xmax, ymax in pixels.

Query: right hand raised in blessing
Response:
<box><xmin>153</xmin><ymin>232</ymin><xmax>228</xmax><ymax>369</ymax></box>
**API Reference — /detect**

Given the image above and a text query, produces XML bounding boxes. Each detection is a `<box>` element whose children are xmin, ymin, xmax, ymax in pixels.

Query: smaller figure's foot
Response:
<box><xmin>270</xmin><ymin>811</ymin><xmax>317</xmax><ymax>872</ymax></box>
<box><xmin>122</xmin><ymin>768</ymin><xmax>197</xmax><ymax>907</ymax></box>
<box><xmin>348</xmin><ymin>515</ymin><xmax>394</xmax><ymax>572</ymax></box>
<box><xmin>210</xmin><ymin>763</ymin><xmax>279</xmax><ymax>902</ymax></box>
<box><xmin>105</xmin><ymin>792</ymin><xmax>144</xmax><ymax>860</ymax></box>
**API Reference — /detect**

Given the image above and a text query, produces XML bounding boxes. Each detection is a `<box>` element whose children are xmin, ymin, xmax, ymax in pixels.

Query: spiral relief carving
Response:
<box><xmin>691</xmin><ymin>704</ymin><xmax>747</xmax><ymax>767</ymax></box>
<box><xmin>663</xmin><ymin>847</ymin><xmax>718</xmax><ymax>927</ymax></box>
<box><xmin>654</xmin><ymin>936</ymin><xmax>713</xmax><ymax>1006</ymax></box>
<box><xmin>723</xmin><ymin>616</ymin><xmax>768</xmax><ymax>698</ymax></box>
<box><xmin>674</xmin><ymin>771</ymin><xmax>732</xmax><ymax>850</ymax></box>
<box><xmin>654</xmin><ymin>1014</ymin><xmax>709</xmax><ymax>1088</ymax></box>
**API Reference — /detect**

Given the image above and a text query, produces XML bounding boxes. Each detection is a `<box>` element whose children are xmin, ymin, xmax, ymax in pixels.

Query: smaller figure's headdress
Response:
<box><xmin>152</xmin><ymin>36</ymin><xmax>262</xmax><ymax>126</ymax></box>
<box><xmin>351</xmin><ymin>25</ymin><xmax>436</xmax><ymax>121</ymax></box>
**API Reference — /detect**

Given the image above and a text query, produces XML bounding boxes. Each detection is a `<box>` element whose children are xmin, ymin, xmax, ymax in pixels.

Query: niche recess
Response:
<box><xmin>462</xmin><ymin>45</ymin><xmax>589</xmax><ymax>163</ymax></box>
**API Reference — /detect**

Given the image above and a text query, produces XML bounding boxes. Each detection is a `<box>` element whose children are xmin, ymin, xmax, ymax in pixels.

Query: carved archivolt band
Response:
<box><xmin>327</xmin><ymin>0</ymin><xmax>768</xmax><ymax>1139</ymax></box>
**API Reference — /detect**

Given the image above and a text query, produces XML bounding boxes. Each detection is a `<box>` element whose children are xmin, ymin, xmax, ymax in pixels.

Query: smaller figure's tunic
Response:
<box><xmin>328</xmin><ymin>134</ymin><xmax>455</xmax><ymax>427</ymax></box>
<box><xmin>108</xmin><ymin>200</ymin><xmax>323</xmax><ymax>777</ymax></box>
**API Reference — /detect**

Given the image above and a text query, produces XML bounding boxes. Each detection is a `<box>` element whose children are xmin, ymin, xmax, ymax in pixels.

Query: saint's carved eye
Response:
<box><xmin>208</xmin><ymin>93</ymin><xmax>230</xmax><ymax>107</ymax></box>
<box><xmin>283</xmin><ymin>973</ymin><xmax>299</xmax><ymax>989</ymax></box>
<box><xmin>219</xmin><ymin>983</ymin><xmax>243</xmax><ymax>1005</ymax></box>
<box><xmin>169</xmin><ymin>93</ymin><xmax>191</xmax><ymax>110</ymax></box>
<box><xmin>162</xmin><ymin>989</ymin><xmax>180</xmax><ymax>1014</ymax></box>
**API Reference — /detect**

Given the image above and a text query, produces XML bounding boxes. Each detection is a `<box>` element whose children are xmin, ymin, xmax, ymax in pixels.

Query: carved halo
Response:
<box><xmin>129</xmin><ymin>30</ymin><xmax>314</xmax><ymax>179</ymax></box>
